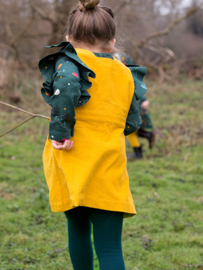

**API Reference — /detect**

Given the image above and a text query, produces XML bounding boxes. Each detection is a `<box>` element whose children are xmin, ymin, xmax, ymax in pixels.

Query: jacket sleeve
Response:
<box><xmin>139</xmin><ymin>95</ymin><xmax>147</xmax><ymax>105</ymax></box>
<box><xmin>124</xmin><ymin>65</ymin><xmax>148</xmax><ymax>136</ymax></box>
<box><xmin>48</xmin><ymin>55</ymin><xmax>81</xmax><ymax>141</ymax></box>
<box><xmin>124</xmin><ymin>96</ymin><xmax>142</xmax><ymax>136</ymax></box>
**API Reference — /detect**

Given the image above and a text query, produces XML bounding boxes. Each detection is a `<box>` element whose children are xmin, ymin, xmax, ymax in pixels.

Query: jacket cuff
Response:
<box><xmin>49</xmin><ymin>130</ymin><xmax>72</xmax><ymax>141</ymax></box>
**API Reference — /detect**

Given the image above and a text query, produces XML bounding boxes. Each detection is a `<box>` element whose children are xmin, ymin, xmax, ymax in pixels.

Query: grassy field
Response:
<box><xmin>0</xmin><ymin>79</ymin><xmax>203</xmax><ymax>270</ymax></box>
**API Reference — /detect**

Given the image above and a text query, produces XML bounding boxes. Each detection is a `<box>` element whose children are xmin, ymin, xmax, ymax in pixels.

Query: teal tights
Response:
<box><xmin>64</xmin><ymin>207</ymin><xmax>125</xmax><ymax>270</ymax></box>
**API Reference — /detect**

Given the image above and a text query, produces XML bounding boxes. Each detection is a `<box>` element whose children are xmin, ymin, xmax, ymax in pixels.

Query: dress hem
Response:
<box><xmin>49</xmin><ymin>196</ymin><xmax>137</xmax><ymax>218</ymax></box>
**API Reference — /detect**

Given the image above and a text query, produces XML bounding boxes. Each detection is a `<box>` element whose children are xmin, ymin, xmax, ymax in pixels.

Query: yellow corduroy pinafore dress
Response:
<box><xmin>43</xmin><ymin>49</ymin><xmax>137</xmax><ymax>217</ymax></box>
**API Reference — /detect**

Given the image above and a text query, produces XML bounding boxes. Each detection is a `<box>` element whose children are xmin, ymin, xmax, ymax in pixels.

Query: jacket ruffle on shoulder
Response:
<box><xmin>127</xmin><ymin>65</ymin><xmax>148</xmax><ymax>100</ymax></box>
<box><xmin>38</xmin><ymin>41</ymin><xmax>96</xmax><ymax>107</ymax></box>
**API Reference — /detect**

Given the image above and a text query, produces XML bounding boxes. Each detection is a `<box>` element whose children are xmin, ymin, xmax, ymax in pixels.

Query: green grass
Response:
<box><xmin>0</xmin><ymin>79</ymin><xmax>203</xmax><ymax>269</ymax></box>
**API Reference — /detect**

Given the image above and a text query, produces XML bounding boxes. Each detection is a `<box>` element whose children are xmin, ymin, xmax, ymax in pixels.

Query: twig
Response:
<box><xmin>0</xmin><ymin>101</ymin><xmax>49</xmax><ymax>119</ymax></box>
<box><xmin>143</xmin><ymin>44</ymin><xmax>176</xmax><ymax>59</ymax></box>
<box><xmin>0</xmin><ymin>101</ymin><xmax>49</xmax><ymax>138</ymax></box>
<box><xmin>0</xmin><ymin>116</ymin><xmax>35</xmax><ymax>138</ymax></box>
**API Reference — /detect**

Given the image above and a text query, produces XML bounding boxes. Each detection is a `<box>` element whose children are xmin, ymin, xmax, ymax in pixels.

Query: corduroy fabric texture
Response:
<box><xmin>42</xmin><ymin>48</ymin><xmax>148</xmax><ymax>217</ymax></box>
<box><xmin>43</xmin><ymin>49</ymin><xmax>137</xmax><ymax>217</ymax></box>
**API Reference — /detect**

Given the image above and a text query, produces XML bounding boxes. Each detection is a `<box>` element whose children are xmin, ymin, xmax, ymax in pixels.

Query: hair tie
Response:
<box><xmin>78</xmin><ymin>0</ymin><xmax>100</xmax><ymax>12</ymax></box>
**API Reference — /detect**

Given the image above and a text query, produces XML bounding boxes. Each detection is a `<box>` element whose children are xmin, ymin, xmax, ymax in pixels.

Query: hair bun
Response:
<box><xmin>78</xmin><ymin>0</ymin><xmax>100</xmax><ymax>11</ymax></box>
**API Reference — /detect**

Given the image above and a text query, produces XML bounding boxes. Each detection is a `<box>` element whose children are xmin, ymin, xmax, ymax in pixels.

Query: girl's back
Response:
<box><xmin>43</xmin><ymin>49</ymin><xmax>136</xmax><ymax>216</ymax></box>
<box><xmin>75</xmin><ymin>49</ymin><xmax>134</xmax><ymax>131</ymax></box>
<box><xmin>39</xmin><ymin>1</ymin><xmax>148</xmax><ymax>268</ymax></box>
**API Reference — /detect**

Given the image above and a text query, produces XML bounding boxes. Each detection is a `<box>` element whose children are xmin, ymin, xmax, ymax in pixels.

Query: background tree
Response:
<box><xmin>0</xmin><ymin>0</ymin><xmax>203</xmax><ymax>91</ymax></box>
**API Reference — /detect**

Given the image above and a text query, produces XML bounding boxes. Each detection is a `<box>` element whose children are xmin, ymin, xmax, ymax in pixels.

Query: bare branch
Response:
<box><xmin>143</xmin><ymin>44</ymin><xmax>176</xmax><ymax>59</ymax></box>
<box><xmin>0</xmin><ymin>101</ymin><xmax>49</xmax><ymax>138</ymax></box>
<box><xmin>0</xmin><ymin>101</ymin><xmax>49</xmax><ymax>119</ymax></box>
<box><xmin>158</xmin><ymin>64</ymin><xmax>172</xmax><ymax>83</ymax></box>
<box><xmin>3</xmin><ymin>8</ymin><xmax>35</xmax><ymax>69</ymax></box>
<box><xmin>133</xmin><ymin>6</ymin><xmax>200</xmax><ymax>59</ymax></box>
<box><xmin>10</xmin><ymin>12</ymin><xmax>35</xmax><ymax>47</ymax></box>
<box><xmin>31</xmin><ymin>3</ymin><xmax>55</xmax><ymax>24</ymax></box>
<box><xmin>0</xmin><ymin>116</ymin><xmax>35</xmax><ymax>138</ymax></box>
<box><xmin>5</xmin><ymin>17</ymin><xmax>13</xmax><ymax>39</ymax></box>
<box><xmin>145</xmin><ymin>62</ymin><xmax>172</xmax><ymax>84</ymax></box>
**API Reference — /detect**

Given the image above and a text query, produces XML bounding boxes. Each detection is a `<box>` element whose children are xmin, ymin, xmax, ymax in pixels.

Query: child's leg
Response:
<box><xmin>90</xmin><ymin>209</ymin><xmax>125</xmax><ymax>270</ymax></box>
<box><xmin>64</xmin><ymin>207</ymin><xmax>93</xmax><ymax>270</ymax></box>
<box><xmin>127</xmin><ymin>131</ymin><xmax>140</xmax><ymax>147</ymax></box>
<box><xmin>127</xmin><ymin>132</ymin><xmax>143</xmax><ymax>160</ymax></box>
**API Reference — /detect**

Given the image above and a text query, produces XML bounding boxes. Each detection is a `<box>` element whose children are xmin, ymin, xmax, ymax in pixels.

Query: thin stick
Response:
<box><xmin>0</xmin><ymin>116</ymin><xmax>35</xmax><ymax>138</ymax></box>
<box><xmin>0</xmin><ymin>101</ymin><xmax>49</xmax><ymax>119</ymax></box>
<box><xmin>0</xmin><ymin>101</ymin><xmax>49</xmax><ymax>138</ymax></box>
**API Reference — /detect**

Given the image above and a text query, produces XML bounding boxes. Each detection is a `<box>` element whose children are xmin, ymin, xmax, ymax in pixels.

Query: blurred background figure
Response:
<box><xmin>114</xmin><ymin>52</ymin><xmax>155</xmax><ymax>160</ymax></box>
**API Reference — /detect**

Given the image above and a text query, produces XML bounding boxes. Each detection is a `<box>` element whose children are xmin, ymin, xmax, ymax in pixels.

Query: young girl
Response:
<box><xmin>114</xmin><ymin>52</ymin><xmax>155</xmax><ymax>160</ymax></box>
<box><xmin>38</xmin><ymin>1</ymin><xmax>148</xmax><ymax>269</ymax></box>
<box><xmin>127</xmin><ymin>94</ymin><xmax>155</xmax><ymax>160</ymax></box>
